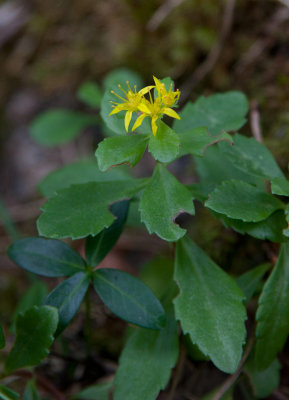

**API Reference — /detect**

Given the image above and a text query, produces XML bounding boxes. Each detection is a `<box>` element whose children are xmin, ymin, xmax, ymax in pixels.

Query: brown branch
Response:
<box><xmin>211</xmin><ymin>335</ymin><xmax>255</xmax><ymax>400</ymax></box>
<box><xmin>147</xmin><ymin>0</ymin><xmax>186</xmax><ymax>31</ymax></box>
<box><xmin>180</xmin><ymin>0</ymin><xmax>235</xmax><ymax>103</ymax></box>
<box><xmin>250</xmin><ymin>100</ymin><xmax>263</xmax><ymax>143</ymax></box>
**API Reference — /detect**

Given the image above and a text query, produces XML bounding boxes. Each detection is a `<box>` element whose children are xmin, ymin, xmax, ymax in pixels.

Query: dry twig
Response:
<box><xmin>147</xmin><ymin>0</ymin><xmax>186</xmax><ymax>31</ymax></box>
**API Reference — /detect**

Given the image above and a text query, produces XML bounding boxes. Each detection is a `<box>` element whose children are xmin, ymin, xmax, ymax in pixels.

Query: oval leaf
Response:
<box><xmin>30</xmin><ymin>109</ymin><xmax>98</xmax><ymax>146</ymax></box>
<box><xmin>205</xmin><ymin>180</ymin><xmax>284</xmax><ymax>222</ymax></box>
<box><xmin>174</xmin><ymin>91</ymin><xmax>249</xmax><ymax>135</ymax></box>
<box><xmin>38</xmin><ymin>158</ymin><xmax>131</xmax><ymax>198</ymax></box>
<box><xmin>85</xmin><ymin>200</ymin><xmax>129</xmax><ymax>266</ymax></box>
<box><xmin>140</xmin><ymin>164</ymin><xmax>195</xmax><ymax>241</ymax></box>
<box><xmin>255</xmin><ymin>242</ymin><xmax>289</xmax><ymax>369</ymax></box>
<box><xmin>174</xmin><ymin>236</ymin><xmax>246</xmax><ymax>373</ymax></box>
<box><xmin>37</xmin><ymin>179</ymin><xmax>146</xmax><ymax>240</ymax></box>
<box><xmin>23</xmin><ymin>380</ymin><xmax>41</xmax><ymax>400</ymax></box>
<box><xmin>114</xmin><ymin>308</ymin><xmax>179</xmax><ymax>400</ymax></box>
<box><xmin>8</xmin><ymin>238</ymin><xmax>86</xmax><ymax>277</ymax></box>
<box><xmin>77</xmin><ymin>82</ymin><xmax>102</xmax><ymax>108</ymax></box>
<box><xmin>148</xmin><ymin>121</ymin><xmax>180</xmax><ymax>163</ymax></box>
<box><xmin>95</xmin><ymin>134</ymin><xmax>149</xmax><ymax>171</ymax></box>
<box><xmin>93</xmin><ymin>269</ymin><xmax>166</xmax><ymax>329</ymax></box>
<box><xmin>44</xmin><ymin>272</ymin><xmax>90</xmax><ymax>335</ymax></box>
<box><xmin>5</xmin><ymin>306</ymin><xmax>58</xmax><ymax>372</ymax></box>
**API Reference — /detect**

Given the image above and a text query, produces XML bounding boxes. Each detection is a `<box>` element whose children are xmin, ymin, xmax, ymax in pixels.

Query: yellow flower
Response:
<box><xmin>109</xmin><ymin>81</ymin><xmax>154</xmax><ymax>131</ymax></box>
<box><xmin>153</xmin><ymin>76</ymin><xmax>180</xmax><ymax>108</ymax></box>
<box><xmin>132</xmin><ymin>92</ymin><xmax>180</xmax><ymax>136</ymax></box>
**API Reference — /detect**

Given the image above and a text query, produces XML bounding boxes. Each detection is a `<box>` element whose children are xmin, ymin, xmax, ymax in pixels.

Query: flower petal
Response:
<box><xmin>163</xmin><ymin>107</ymin><xmax>181</xmax><ymax>120</ymax></box>
<box><xmin>138</xmin><ymin>85</ymin><xmax>154</xmax><ymax>96</ymax></box>
<box><xmin>125</xmin><ymin>111</ymin><xmax>133</xmax><ymax>132</ymax></box>
<box><xmin>138</xmin><ymin>102</ymin><xmax>151</xmax><ymax>114</ymax></box>
<box><xmin>132</xmin><ymin>113</ymin><xmax>147</xmax><ymax>131</ymax></box>
<box><xmin>109</xmin><ymin>104</ymin><xmax>125</xmax><ymax>116</ymax></box>
<box><xmin>151</xmin><ymin>116</ymin><xmax>158</xmax><ymax>136</ymax></box>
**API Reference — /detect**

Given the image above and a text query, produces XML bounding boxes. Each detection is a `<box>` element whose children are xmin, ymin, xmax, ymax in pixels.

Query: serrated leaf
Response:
<box><xmin>73</xmin><ymin>381</ymin><xmax>113</xmax><ymax>400</ymax></box>
<box><xmin>44</xmin><ymin>272</ymin><xmax>90</xmax><ymax>335</ymax></box>
<box><xmin>0</xmin><ymin>385</ymin><xmax>19</xmax><ymax>400</ymax></box>
<box><xmin>37</xmin><ymin>179</ymin><xmax>146</xmax><ymax>239</ymax></box>
<box><xmin>0</xmin><ymin>323</ymin><xmax>5</xmax><ymax>349</ymax></box>
<box><xmin>77</xmin><ymin>82</ymin><xmax>102</xmax><ymax>108</ymax></box>
<box><xmin>23</xmin><ymin>380</ymin><xmax>41</xmax><ymax>400</ymax></box>
<box><xmin>8</xmin><ymin>238</ymin><xmax>86</xmax><ymax>277</ymax></box>
<box><xmin>148</xmin><ymin>121</ymin><xmax>180</xmax><ymax>163</ymax></box>
<box><xmin>218</xmin><ymin>134</ymin><xmax>284</xmax><ymax>179</ymax></box>
<box><xmin>114</xmin><ymin>308</ymin><xmax>179</xmax><ymax>400</ymax></box>
<box><xmin>30</xmin><ymin>109</ymin><xmax>98</xmax><ymax>146</ymax></box>
<box><xmin>11</xmin><ymin>281</ymin><xmax>48</xmax><ymax>332</ymax></box>
<box><xmin>174</xmin><ymin>236</ymin><xmax>246</xmax><ymax>373</ymax></box>
<box><xmin>178</xmin><ymin>127</ymin><xmax>233</xmax><ymax>157</ymax></box>
<box><xmin>271</xmin><ymin>176</ymin><xmax>289</xmax><ymax>196</ymax></box>
<box><xmin>5</xmin><ymin>306</ymin><xmax>58</xmax><ymax>372</ymax></box>
<box><xmin>140</xmin><ymin>164</ymin><xmax>195</xmax><ymax>241</ymax></box>
<box><xmin>174</xmin><ymin>91</ymin><xmax>249</xmax><ymax>135</ymax></box>
<box><xmin>205</xmin><ymin>180</ymin><xmax>284</xmax><ymax>222</ymax></box>
<box><xmin>244</xmin><ymin>356</ymin><xmax>280</xmax><ymax>398</ymax></box>
<box><xmin>93</xmin><ymin>268</ymin><xmax>166</xmax><ymax>329</ymax></box>
<box><xmin>255</xmin><ymin>242</ymin><xmax>289</xmax><ymax>369</ymax></box>
<box><xmin>195</xmin><ymin>145</ymin><xmax>266</xmax><ymax>197</ymax></box>
<box><xmin>218</xmin><ymin>210</ymin><xmax>287</xmax><ymax>243</ymax></box>
<box><xmin>38</xmin><ymin>159</ymin><xmax>131</xmax><ymax>198</ymax></box>
<box><xmin>95</xmin><ymin>134</ymin><xmax>149</xmax><ymax>171</ymax></box>
<box><xmin>85</xmin><ymin>200</ymin><xmax>129</xmax><ymax>266</ymax></box>
<box><xmin>101</xmin><ymin>70</ymin><xmax>143</xmax><ymax>135</ymax></box>
<box><xmin>236</xmin><ymin>264</ymin><xmax>271</xmax><ymax>303</ymax></box>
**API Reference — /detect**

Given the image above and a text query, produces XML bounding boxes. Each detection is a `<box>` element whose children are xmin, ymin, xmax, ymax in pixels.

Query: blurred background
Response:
<box><xmin>1</xmin><ymin>0</ymin><xmax>289</xmax><ymax>397</ymax></box>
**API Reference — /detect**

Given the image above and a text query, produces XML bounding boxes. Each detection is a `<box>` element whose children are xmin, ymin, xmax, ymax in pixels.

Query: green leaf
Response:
<box><xmin>0</xmin><ymin>323</ymin><xmax>5</xmax><ymax>349</ymax></box>
<box><xmin>255</xmin><ymin>242</ymin><xmax>289</xmax><ymax>369</ymax></box>
<box><xmin>140</xmin><ymin>257</ymin><xmax>175</xmax><ymax>300</ymax></box>
<box><xmin>77</xmin><ymin>82</ymin><xmax>102</xmax><ymax>108</ymax></box>
<box><xmin>101</xmin><ymin>70</ymin><xmax>143</xmax><ymax>135</ymax></box>
<box><xmin>174</xmin><ymin>236</ymin><xmax>246</xmax><ymax>373</ymax></box>
<box><xmin>205</xmin><ymin>180</ymin><xmax>284</xmax><ymax>222</ymax></box>
<box><xmin>140</xmin><ymin>164</ymin><xmax>195</xmax><ymax>241</ymax></box>
<box><xmin>0</xmin><ymin>385</ymin><xmax>19</xmax><ymax>400</ymax></box>
<box><xmin>174</xmin><ymin>91</ymin><xmax>249</xmax><ymax>135</ymax></box>
<box><xmin>85</xmin><ymin>200</ymin><xmax>129</xmax><ymax>266</ymax></box>
<box><xmin>195</xmin><ymin>145</ymin><xmax>266</xmax><ymax>197</ymax></box>
<box><xmin>5</xmin><ymin>306</ymin><xmax>58</xmax><ymax>372</ymax></box>
<box><xmin>73</xmin><ymin>381</ymin><xmax>113</xmax><ymax>400</ymax></box>
<box><xmin>148</xmin><ymin>121</ymin><xmax>180</xmax><ymax>163</ymax></box>
<box><xmin>8</xmin><ymin>238</ymin><xmax>86</xmax><ymax>277</ymax></box>
<box><xmin>103</xmin><ymin>68</ymin><xmax>143</xmax><ymax>90</ymax></box>
<box><xmin>93</xmin><ymin>268</ymin><xmax>166</xmax><ymax>329</ymax></box>
<box><xmin>23</xmin><ymin>380</ymin><xmax>41</xmax><ymax>400</ymax></box>
<box><xmin>244</xmin><ymin>356</ymin><xmax>280</xmax><ymax>398</ymax></box>
<box><xmin>178</xmin><ymin>127</ymin><xmax>233</xmax><ymax>157</ymax></box>
<box><xmin>236</xmin><ymin>264</ymin><xmax>271</xmax><ymax>303</ymax></box>
<box><xmin>271</xmin><ymin>176</ymin><xmax>289</xmax><ymax>196</ymax></box>
<box><xmin>37</xmin><ymin>179</ymin><xmax>146</xmax><ymax>239</ymax></box>
<box><xmin>30</xmin><ymin>109</ymin><xmax>98</xmax><ymax>146</ymax></box>
<box><xmin>114</xmin><ymin>308</ymin><xmax>179</xmax><ymax>400</ymax></box>
<box><xmin>95</xmin><ymin>134</ymin><xmax>149</xmax><ymax>171</ymax></box>
<box><xmin>38</xmin><ymin>158</ymin><xmax>131</xmax><ymax>198</ymax></box>
<box><xmin>11</xmin><ymin>281</ymin><xmax>48</xmax><ymax>332</ymax></box>
<box><xmin>218</xmin><ymin>134</ymin><xmax>284</xmax><ymax>179</ymax></box>
<box><xmin>218</xmin><ymin>210</ymin><xmax>287</xmax><ymax>243</ymax></box>
<box><xmin>44</xmin><ymin>272</ymin><xmax>90</xmax><ymax>335</ymax></box>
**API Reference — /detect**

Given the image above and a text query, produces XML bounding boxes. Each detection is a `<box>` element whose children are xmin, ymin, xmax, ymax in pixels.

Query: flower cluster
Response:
<box><xmin>109</xmin><ymin>77</ymin><xmax>181</xmax><ymax>136</ymax></box>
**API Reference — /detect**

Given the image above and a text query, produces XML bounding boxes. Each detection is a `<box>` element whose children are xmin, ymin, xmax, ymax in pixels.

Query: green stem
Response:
<box><xmin>84</xmin><ymin>288</ymin><xmax>92</xmax><ymax>355</ymax></box>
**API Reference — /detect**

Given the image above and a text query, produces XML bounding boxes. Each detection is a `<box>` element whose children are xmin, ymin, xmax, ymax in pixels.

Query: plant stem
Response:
<box><xmin>85</xmin><ymin>288</ymin><xmax>92</xmax><ymax>355</ymax></box>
